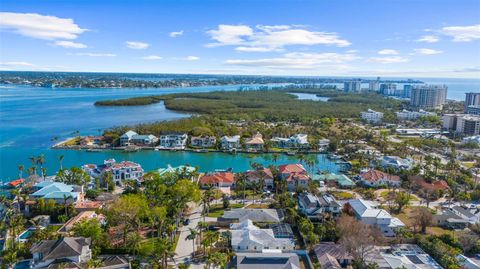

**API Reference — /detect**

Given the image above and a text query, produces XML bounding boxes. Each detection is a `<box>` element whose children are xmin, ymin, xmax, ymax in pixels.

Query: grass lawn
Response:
<box><xmin>394</xmin><ymin>206</ymin><xmax>448</xmax><ymax>236</ymax></box>
<box><xmin>207</xmin><ymin>203</ymin><xmax>243</xmax><ymax>218</ymax></box>
<box><xmin>245</xmin><ymin>203</ymin><xmax>270</xmax><ymax>209</ymax></box>
<box><xmin>330</xmin><ymin>190</ymin><xmax>354</xmax><ymax>200</ymax></box>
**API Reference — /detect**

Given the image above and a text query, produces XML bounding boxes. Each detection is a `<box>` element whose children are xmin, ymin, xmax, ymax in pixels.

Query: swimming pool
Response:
<box><xmin>17</xmin><ymin>228</ymin><xmax>35</xmax><ymax>242</ymax></box>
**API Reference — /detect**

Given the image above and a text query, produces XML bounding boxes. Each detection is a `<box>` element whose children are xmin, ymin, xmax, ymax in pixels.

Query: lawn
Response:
<box><xmin>330</xmin><ymin>190</ymin><xmax>354</xmax><ymax>200</ymax></box>
<box><xmin>245</xmin><ymin>203</ymin><xmax>270</xmax><ymax>209</ymax></box>
<box><xmin>207</xmin><ymin>203</ymin><xmax>243</xmax><ymax>218</ymax></box>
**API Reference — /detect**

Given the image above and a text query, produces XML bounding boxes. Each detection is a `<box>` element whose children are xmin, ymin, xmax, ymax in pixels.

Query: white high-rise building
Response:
<box><xmin>344</xmin><ymin>81</ymin><xmax>361</xmax><ymax>92</ymax></box>
<box><xmin>410</xmin><ymin>85</ymin><xmax>447</xmax><ymax>109</ymax></box>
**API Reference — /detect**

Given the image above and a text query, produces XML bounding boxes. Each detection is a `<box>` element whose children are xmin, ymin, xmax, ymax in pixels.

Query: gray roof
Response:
<box><xmin>99</xmin><ymin>255</ymin><xmax>131</xmax><ymax>269</ymax></box>
<box><xmin>235</xmin><ymin>253</ymin><xmax>300</xmax><ymax>269</ymax></box>
<box><xmin>30</xmin><ymin>237</ymin><xmax>91</xmax><ymax>261</ymax></box>
<box><xmin>222</xmin><ymin>209</ymin><xmax>283</xmax><ymax>223</ymax></box>
<box><xmin>314</xmin><ymin>242</ymin><xmax>353</xmax><ymax>261</ymax></box>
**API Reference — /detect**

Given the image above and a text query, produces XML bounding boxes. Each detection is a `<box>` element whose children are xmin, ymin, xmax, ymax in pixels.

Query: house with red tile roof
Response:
<box><xmin>7</xmin><ymin>178</ymin><xmax>25</xmax><ymax>188</ymax></box>
<box><xmin>410</xmin><ymin>175</ymin><xmax>449</xmax><ymax>193</ymax></box>
<box><xmin>199</xmin><ymin>172</ymin><xmax>235</xmax><ymax>189</ymax></box>
<box><xmin>278</xmin><ymin>164</ymin><xmax>310</xmax><ymax>191</ymax></box>
<box><xmin>358</xmin><ymin>169</ymin><xmax>401</xmax><ymax>187</ymax></box>
<box><xmin>245</xmin><ymin>168</ymin><xmax>274</xmax><ymax>189</ymax></box>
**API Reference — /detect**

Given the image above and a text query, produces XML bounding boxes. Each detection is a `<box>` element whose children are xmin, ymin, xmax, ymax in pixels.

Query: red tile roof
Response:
<box><xmin>200</xmin><ymin>172</ymin><xmax>235</xmax><ymax>185</ymax></box>
<box><xmin>286</xmin><ymin>173</ymin><xmax>310</xmax><ymax>182</ymax></box>
<box><xmin>360</xmin><ymin>169</ymin><xmax>400</xmax><ymax>183</ymax></box>
<box><xmin>246</xmin><ymin>168</ymin><xmax>274</xmax><ymax>180</ymax></box>
<box><xmin>278</xmin><ymin>164</ymin><xmax>306</xmax><ymax>174</ymax></box>
<box><xmin>410</xmin><ymin>175</ymin><xmax>449</xmax><ymax>191</ymax></box>
<box><xmin>8</xmin><ymin>178</ymin><xmax>25</xmax><ymax>187</ymax></box>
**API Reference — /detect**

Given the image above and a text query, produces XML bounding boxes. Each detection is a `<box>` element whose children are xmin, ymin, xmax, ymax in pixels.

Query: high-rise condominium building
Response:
<box><xmin>410</xmin><ymin>85</ymin><xmax>447</xmax><ymax>109</ymax></box>
<box><xmin>465</xmin><ymin>92</ymin><xmax>480</xmax><ymax>112</ymax></box>
<box><xmin>344</xmin><ymin>81</ymin><xmax>361</xmax><ymax>92</ymax></box>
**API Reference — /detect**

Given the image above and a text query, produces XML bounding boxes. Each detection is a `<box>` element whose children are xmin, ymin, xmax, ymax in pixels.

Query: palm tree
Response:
<box><xmin>153</xmin><ymin>237</ymin><xmax>176</xmax><ymax>269</ymax></box>
<box><xmin>186</xmin><ymin>228</ymin><xmax>199</xmax><ymax>256</ymax></box>
<box><xmin>37</xmin><ymin>154</ymin><xmax>46</xmax><ymax>177</ymax></box>
<box><xmin>58</xmin><ymin>155</ymin><xmax>64</xmax><ymax>171</ymax></box>
<box><xmin>29</xmin><ymin>156</ymin><xmax>38</xmax><ymax>176</ymax></box>
<box><xmin>17</xmin><ymin>164</ymin><xmax>24</xmax><ymax>179</ymax></box>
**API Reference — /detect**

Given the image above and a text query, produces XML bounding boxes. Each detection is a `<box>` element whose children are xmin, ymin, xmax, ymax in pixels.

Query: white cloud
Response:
<box><xmin>142</xmin><ymin>55</ymin><xmax>163</xmax><ymax>60</ymax></box>
<box><xmin>377</xmin><ymin>49</ymin><xmax>399</xmax><ymax>55</ymax></box>
<box><xmin>440</xmin><ymin>24</ymin><xmax>480</xmax><ymax>42</ymax></box>
<box><xmin>69</xmin><ymin>52</ymin><xmax>116</xmax><ymax>57</ymax></box>
<box><xmin>206</xmin><ymin>24</ymin><xmax>253</xmax><ymax>47</ymax></box>
<box><xmin>413</xmin><ymin>48</ymin><xmax>443</xmax><ymax>55</ymax></box>
<box><xmin>0</xmin><ymin>12</ymin><xmax>86</xmax><ymax>40</ymax></box>
<box><xmin>367</xmin><ymin>56</ymin><xmax>409</xmax><ymax>64</ymax></box>
<box><xmin>0</xmin><ymin>61</ymin><xmax>35</xmax><ymax>67</ymax></box>
<box><xmin>225</xmin><ymin>52</ymin><xmax>359</xmax><ymax>69</ymax></box>
<box><xmin>125</xmin><ymin>41</ymin><xmax>149</xmax><ymax>49</ymax></box>
<box><xmin>416</xmin><ymin>35</ymin><xmax>440</xmax><ymax>43</ymax></box>
<box><xmin>185</xmin><ymin>56</ymin><xmax>199</xmax><ymax>61</ymax></box>
<box><xmin>54</xmin><ymin>40</ymin><xmax>87</xmax><ymax>49</ymax></box>
<box><xmin>206</xmin><ymin>24</ymin><xmax>350</xmax><ymax>51</ymax></box>
<box><xmin>169</xmin><ymin>30</ymin><xmax>184</xmax><ymax>37</ymax></box>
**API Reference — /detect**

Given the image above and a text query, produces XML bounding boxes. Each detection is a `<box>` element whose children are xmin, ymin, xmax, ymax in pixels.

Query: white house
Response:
<box><xmin>347</xmin><ymin>199</ymin><xmax>405</xmax><ymax>236</ymax></box>
<box><xmin>271</xmin><ymin>134</ymin><xmax>309</xmax><ymax>149</ymax></box>
<box><xmin>220</xmin><ymin>135</ymin><xmax>241</xmax><ymax>150</ymax></box>
<box><xmin>318</xmin><ymin>139</ymin><xmax>330</xmax><ymax>152</ymax></box>
<box><xmin>190</xmin><ymin>136</ymin><xmax>216</xmax><ymax>148</ymax></box>
<box><xmin>378</xmin><ymin>156</ymin><xmax>414</xmax><ymax>170</ymax></box>
<box><xmin>230</xmin><ymin>219</ymin><xmax>295</xmax><ymax>252</ymax></box>
<box><xmin>396</xmin><ymin>109</ymin><xmax>436</xmax><ymax>121</ymax></box>
<box><xmin>159</xmin><ymin>133</ymin><xmax>188</xmax><ymax>149</ymax></box>
<box><xmin>120</xmin><ymin>130</ymin><xmax>158</xmax><ymax>146</ymax></box>
<box><xmin>102</xmin><ymin>159</ymin><xmax>144</xmax><ymax>184</ymax></box>
<box><xmin>361</xmin><ymin>109</ymin><xmax>384</xmax><ymax>123</ymax></box>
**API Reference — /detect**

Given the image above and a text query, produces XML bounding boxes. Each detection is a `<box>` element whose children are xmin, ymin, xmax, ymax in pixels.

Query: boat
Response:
<box><xmin>286</xmin><ymin>151</ymin><xmax>297</xmax><ymax>156</ymax></box>
<box><xmin>328</xmin><ymin>154</ymin><xmax>342</xmax><ymax>160</ymax></box>
<box><xmin>124</xmin><ymin>145</ymin><xmax>139</xmax><ymax>152</ymax></box>
<box><xmin>86</xmin><ymin>148</ymin><xmax>102</xmax><ymax>152</ymax></box>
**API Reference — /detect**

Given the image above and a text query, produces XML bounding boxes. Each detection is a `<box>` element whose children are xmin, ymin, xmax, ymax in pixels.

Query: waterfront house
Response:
<box><xmin>103</xmin><ymin>159</ymin><xmax>144</xmax><ymax>185</ymax></box>
<box><xmin>245</xmin><ymin>167</ymin><xmax>274</xmax><ymax>189</ymax></box>
<box><xmin>220</xmin><ymin>135</ymin><xmax>241</xmax><ymax>150</ymax></box>
<box><xmin>318</xmin><ymin>138</ymin><xmax>330</xmax><ymax>152</ymax></box>
<box><xmin>30</xmin><ymin>181</ymin><xmax>82</xmax><ymax>205</ymax></box>
<box><xmin>80</xmin><ymin>136</ymin><xmax>104</xmax><ymax>147</ymax></box>
<box><xmin>314</xmin><ymin>242</ymin><xmax>353</xmax><ymax>269</ymax></box>
<box><xmin>278</xmin><ymin>164</ymin><xmax>310</xmax><ymax>191</ymax></box>
<box><xmin>357</xmin><ymin>169</ymin><xmax>401</xmax><ymax>187</ymax></box>
<box><xmin>234</xmin><ymin>253</ymin><xmax>301</xmax><ymax>269</ymax></box>
<box><xmin>271</xmin><ymin>134</ymin><xmax>309</xmax><ymax>149</ymax></box>
<box><xmin>157</xmin><ymin>165</ymin><xmax>197</xmax><ymax>180</ymax></box>
<box><xmin>199</xmin><ymin>172</ymin><xmax>235</xmax><ymax>189</ymax></box>
<box><xmin>120</xmin><ymin>130</ymin><xmax>158</xmax><ymax>146</ymax></box>
<box><xmin>220</xmin><ymin>208</ymin><xmax>284</xmax><ymax>223</ymax></box>
<box><xmin>120</xmin><ymin>130</ymin><xmax>138</xmax><ymax>146</ymax></box>
<box><xmin>30</xmin><ymin>237</ymin><xmax>92</xmax><ymax>268</ymax></box>
<box><xmin>245</xmin><ymin>132</ymin><xmax>265</xmax><ymax>151</ymax></box>
<box><xmin>190</xmin><ymin>136</ymin><xmax>216</xmax><ymax>148</ymax></box>
<box><xmin>346</xmin><ymin>199</ymin><xmax>405</xmax><ymax>236</ymax></box>
<box><xmin>159</xmin><ymin>133</ymin><xmax>188</xmax><ymax>149</ymax></box>
<box><xmin>59</xmin><ymin>211</ymin><xmax>106</xmax><ymax>234</ymax></box>
<box><xmin>298</xmin><ymin>192</ymin><xmax>341</xmax><ymax>220</ymax></box>
<box><xmin>230</xmin><ymin>219</ymin><xmax>295</xmax><ymax>252</ymax></box>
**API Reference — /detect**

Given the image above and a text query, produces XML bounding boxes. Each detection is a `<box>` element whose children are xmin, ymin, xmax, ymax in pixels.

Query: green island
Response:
<box><xmin>95</xmin><ymin>87</ymin><xmax>402</xmax><ymax>142</ymax></box>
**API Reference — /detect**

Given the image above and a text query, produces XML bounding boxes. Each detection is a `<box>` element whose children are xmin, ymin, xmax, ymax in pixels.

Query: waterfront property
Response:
<box><xmin>278</xmin><ymin>163</ymin><xmax>310</xmax><ymax>191</ymax></box>
<box><xmin>157</xmin><ymin>165</ymin><xmax>197</xmax><ymax>180</ymax></box>
<box><xmin>318</xmin><ymin>138</ymin><xmax>330</xmax><ymax>152</ymax></box>
<box><xmin>230</xmin><ymin>219</ymin><xmax>295</xmax><ymax>252</ymax></box>
<box><xmin>245</xmin><ymin>132</ymin><xmax>265</xmax><ymax>152</ymax></box>
<box><xmin>190</xmin><ymin>135</ymin><xmax>216</xmax><ymax>148</ymax></box>
<box><xmin>30</xmin><ymin>181</ymin><xmax>82</xmax><ymax>205</ymax></box>
<box><xmin>271</xmin><ymin>134</ymin><xmax>309</xmax><ymax>149</ymax></box>
<box><xmin>313</xmin><ymin>173</ymin><xmax>355</xmax><ymax>188</ymax></box>
<box><xmin>158</xmin><ymin>133</ymin><xmax>188</xmax><ymax>149</ymax></box>
<box><xmin>346</xmin><ymin>199</ymin><xmax>405</xmax><ymax>236</ymax></box>
<box><xmin>199</xmin><ymin>172</ymin><xmax>235</xmax><ymax>189</ymax></box>
<box><xmin>82</xmin><ymin>159</ymin><xmax>144</xmax><ymax>185</ymax></box>
<box><xmin>245</xmin><ymin>167</ymin><xmax>274</xmax><ymax>189</ymax></box>
<box><xmin>220</xmin><ymin>135</ymin><xmax>241</xmax><ymax>150</ymax></box>
<box><xmin>120</xmin><ymin>130</ymin><xmax>158</xmax><ymax>147</ymax></box>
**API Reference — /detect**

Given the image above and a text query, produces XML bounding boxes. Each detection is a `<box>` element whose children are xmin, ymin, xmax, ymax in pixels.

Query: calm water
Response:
<box><xmin>0</xmin><ymin>84</ymin><xmax>339</xmax><ymax>181</ymax></box>
<box><xmin>289</xmin><ymin>92</ymin><xmax>329</xmax><ymax>101</ymax></box>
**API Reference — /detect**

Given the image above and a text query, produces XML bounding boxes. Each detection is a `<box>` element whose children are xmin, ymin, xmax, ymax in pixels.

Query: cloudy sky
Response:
<box><xmin>1</xmin><ymin>0</ymin><xmax>479</xmax><ymax>78</ymax></box>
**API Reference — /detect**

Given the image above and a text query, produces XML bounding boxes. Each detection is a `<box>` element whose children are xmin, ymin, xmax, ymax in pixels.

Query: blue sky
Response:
<box><xmin>1</xmin><ymin>0</ymin><xmax>479</xmax><ymax>78</ymax></box>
